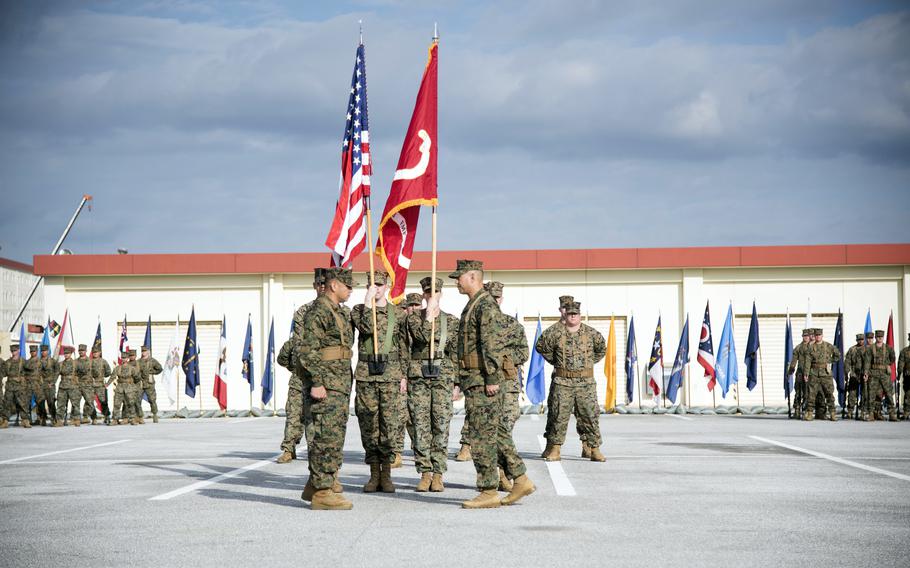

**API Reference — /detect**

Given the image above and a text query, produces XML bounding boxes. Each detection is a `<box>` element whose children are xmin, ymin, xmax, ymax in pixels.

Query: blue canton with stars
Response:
<box><xmin>342</xmin><ymin>44</ymin><xmax>369</xmax><ymax>169</ymax></box>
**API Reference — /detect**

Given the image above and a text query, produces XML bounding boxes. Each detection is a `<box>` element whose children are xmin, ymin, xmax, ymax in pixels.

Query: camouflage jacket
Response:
<box><xmin>405</xmin><ymin>309</ymin><xmax>459</xmax><ymax>381</ymax></box>
<box><xmin>897</xmin><ymin>346</ymin><xmax>910</xmax><ymax>380</ymax></box>
<box><xmin>136</xmin><ymin>357</ymin><xmax>163</xmax><ymax>386</ymax></box>
<box><xmin>788</xmin><ymin>342</ymin><xmax>810</xmax><ymax>375</ymax></box>
<box><xmin>277</xmin><ymin>339</ymin><xmax>302</xmax><ymax>391</ymax></box>
<box><xmin>456</xmin><ymin>290</ymin><xmax>506</xmax><ymax>389</ymax></box>
<box><xmin>39</xmin><ymin>357</ymin><xmax>59</xmax><ymax>385</ymax></box>
<box><xmin>536</xmin><ymin>322</ymin><xmax>606</xmax><ymax>386</ymax></box>
<box><xmin>297</xmin><ymin>295</ymin><xmax>355</xmax><ymax>394</ymax></box>
<box><xmin>844</xmin><ymin>345</ymin><xmax>869</xmax><ymax>379</ymax></box>
<box><xmin>801</xmin><ymin>341</ymin><xmax>841</xmax><ymax>379</ymax></box>
<box><xmin>866</xmin><ymin>343</ymin><xmax>895</xmax><ymax>379</ymax></box>
<box><xmin>23</xmin><ymin>356</ymin><xmax>41</xmax><ymax>382</ymax></box>
<box><xmin>1</xmin><ymin>357</ymin><xmax>26</xmax><ymax>385</ymax></box>
<box><xmin>58</xmin><ymin>359</ymin><xmax>78</xmax><ymax>389</ymax></box>
<box><xmin>90</xmin><ymin>358</ymin><xmax>112</xmax><ymax>387</ymax></box>
<box><xmin>498</xmin><ymin>313</ymin><xmax>530</xmax><ymax>393</ymax></box>
<box><xmin>75</xmin><ymin>357</ymin><xmax>92</xmax><ymax>385</ymax></box>
<box><xmin>107</xmin><ymin>363</ymin><xmax>137</xmax><ymax>388</ymax></box>
<box><xmin>351</xmin><ymin>303</ymin><xmax>408</xmax><ymax>382</ymax></box>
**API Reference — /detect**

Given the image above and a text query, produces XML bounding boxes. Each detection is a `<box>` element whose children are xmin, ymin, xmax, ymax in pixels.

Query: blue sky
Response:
<box><xmin>0</xmin><ymin>1</ymin><xmax>908</xmax><ymax>264</ymax></box>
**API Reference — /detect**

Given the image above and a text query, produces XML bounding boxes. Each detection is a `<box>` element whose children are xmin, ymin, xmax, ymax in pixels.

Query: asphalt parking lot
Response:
<box><xmin>1</xmin><ymin>413</ymin><xmax>908</xmax><ymax>567</ymax></box>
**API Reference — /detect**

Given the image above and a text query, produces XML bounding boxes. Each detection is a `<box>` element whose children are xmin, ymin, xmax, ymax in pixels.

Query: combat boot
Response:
<box><xmin>803</xmin><ymin>412</ymin><xmax>814</xmax><ymax>422</ymax></box>
<box><xmin>73</xmin><ymin>418</ymin><xmax>81</xmax><ymax>427</ymax></box>
<box><xmin>153</xmin><ymin>414</ymin><xmax>159</xmax><ymax>424</ymax></box>
<box><xmin>416</xmin><ymin>472</ymin><xmax>432</xmax><ymax>492</ymax></box>
<box><xmin>539</xmin><ymin>441</ymin><xmax>552</xmax><ymax>459</ymax></box>
<box><xmin>589</xmin><ymin>446</ymin><xmax>606</xmax><ymax>462</ymax></box>
<box><xmin>310</xmin><ymin>489</ymin><xmax>353</xmax><ymax>510</ymax></box>
<box><xmin>332</xmin><ymin>473</ymin><xmax>343</xmax><ymax>494</ymax></box>
<box><xmin>301</xmin><ymin>478</ymin><xmax>316</xmax><ymax>502</ymax></box>
<box><xmin>461</xmin><ymin>490</ymin><xmax>501</xmax><ymax>509</ymax></box>
<box><xmin>291</xmin><ymin>448</ymin><xmax>297</xmax><ymax>460</ymax></box>
<box><xmin>543</xmin><ymin>444</ymin><xmax>561</xmax><ymax>462</ymax></box>
<box><xmin>277</xmin><ymin>451</ymin><xmax>294</xmax><ymax>464</ymax></box>
<box><xmin>363</xmin><ymin>463</ymin><xmax>381</xmax><ymax>493</ymax></box>
<box><xmin>581</xmin><ymin>443</ymin><xmax>591</xmax><ymax>459</ymax></box>
<box><xmin>498</xmin><ymin>469</ymin><xmax>512</xmax><ymax>492</ymax></box>
<box><xmin>379</xmin><ymin>462</ymin><xmax>396</xmax><ymax>493</ymax></box>
<box><xmin>501</xmin><ymin>474</ymin><xmax>536</xmax><ymax>506</ymax></box>
<box><xmin>430</xmin><ymin>473</ymin><xmax>444</xmax><ymax>492</ymax></box>
<box><xmin>455</xmin><ymin>444</ymin><xmax>472</xmax><ymax>461</ymax></box>
<box><xmin>137</xmin><ymin>416</ymin><xmax>145</xmax><ymax>425</ymax></box>
<box><xmin>0</xmin><ymin>419</ymin><xmax>8</xmax><ymax>429</ymax></box>
<box><xmin>21</xmin><ymin>419</ymin><xmax>31</xmax><ymax>428</ymax></box>
<box><xmin>828</xmin><ymin>413</ymin><xmax>837</xmax><ymax>422</ymax></box>
<box><xmin>888</xmin><ymin>410</ymin><xmax>897</xmax><ymax>422</ymax></box>
<box><xmin>390</xmin><ymin>453</ymin><xmax>402</xmax><ymax>469</ymax></box>
<box><xmin>53</xmin><ymin>420</ymin><xmax>63</xmax><ymax>427</ymax></box>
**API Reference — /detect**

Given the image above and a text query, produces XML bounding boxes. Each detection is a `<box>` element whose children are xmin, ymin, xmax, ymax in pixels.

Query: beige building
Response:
<box><xmin>1</xmin><ymin>257</ymin><xmax>45</xmax><ymax>356</ymax></box>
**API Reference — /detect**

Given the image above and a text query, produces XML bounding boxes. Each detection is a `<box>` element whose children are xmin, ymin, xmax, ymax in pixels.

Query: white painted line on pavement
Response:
<box><xmin>536</xmin><ymin>435</ymin><xmax>576</xmax><ymax>496</ymax></box>
<box><xmin>749</xmin><ymin>436</ymin><xmax>910</xmax><ymax>482</ymax></box>
<box><xmin>149</xmin><ymin>453</ymin><xmax>282</xmax><ymax>501</ymax></box>
<box><xmin>0</xmin><ymin>439</ymin><xmax>131</xmax><ymax>465</ymax></box>
<box><xmin>666</xmin><ymin>414</ymin><xmax>694</xmax><ymax>421</ymax></box>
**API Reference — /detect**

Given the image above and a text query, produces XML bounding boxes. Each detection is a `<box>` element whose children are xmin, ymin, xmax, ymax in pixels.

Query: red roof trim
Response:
<box><xmin>0</xmin><ymin>256</ymin><xmax>35</xmax><ymax>274</ymax></box>
<box><xmin>32</xmin><ymin>244</ymin><xmax>910</xmax><ymax>276</ymax></box>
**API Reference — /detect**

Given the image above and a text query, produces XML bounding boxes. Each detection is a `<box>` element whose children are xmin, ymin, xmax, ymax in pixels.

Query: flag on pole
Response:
<box><xmin>143</xmin><ymin>315</ymin><xmax>152</xmax><ymax>350</ymax></box>
<box><xmin>784</xmin><ymin>312</ymin><xmax>794</xmax><ymax>399</ymax></box>
<box><xmin>242</xmin><ymin>315</ymin><xmax>254</xmax><ymax>392</ymax></box>
<box><xmin>18</xmin><ymin>321</ymin><xmax>26</xmax><ymax>361</ymax></box>
<box><xmin>162</xmin><ymin>317</ymin><xmax>180</xmax><ymax>404</ymax></box>
<box><xmin>833</xmin><ymin>310</ymin><xmax>845</xmax><ymax>407</ymax></box>
<box><xmin>864</xmin><ymin>309</ymin><xmax>872</xmax><ymax>345</ymax></box>
<box><xmin>604</xmin><ymin>316</ymin><xmax>617</xmax><ymax>410</ymax></box>
<box><xmin>886</xmin><ymin>311</ymin><xmax>896</xmax><ymax>381</ymax></box>
<box><xmin>646</xmin><ymin>317</ymin><xmax>663</xmax><ymax>397</ymax></box>
<box><xmin>40</xmin><ymin>321</ymin><xmax>51</xmax><ymax>354</ymax></box>
<box><xmin>745</xmin><ymin>301</ymin><xmax>760</xmax><ymax>391</ymax></box>
<box><xmin>376</xmin><ymin>40</ymin><xmax>439</xmax><ymax>303</ymax></box>
<box><xmin>325</xmin><ymin>42</ymin><xmax>372</xmax><ymax>268</ymax></box>
<box><xmin>182</xmin><ymin>307</ymin><xmax>200</xmax><ymax>398</ymax></box>
<box><xmin>118</xmin><ymin>315</ymin><xmax>129</xmax><ymax>364</ymax></box>
<box><xmin>526</xmin><ymin>316</ymin><xmax>546</xmax><ymax>405</ymax></box>
<box><xmin>53</xmin><ymin>309</ymin><xmax>75</xmax><ymax>358</ymax></box>
<box><xmin>667</xmin><ymin>315</ymin><xmax>690</xmax><ymax>404</ymax></box>
<box><xmin>261</xmin><ymin>318</ymin><xmax>275</xmax><ymax>405</ymax></box>
<box><xmin>213</xmin><ymin>316</ymin><xmax>228</xmax><ymax>411</ymax></box>
<box><xmin>48</xmin><ymin>319</ymin><xmax>61</xmax><ymax>338</ymax></box>
<box><xmin>715</xmin><ymin>304</ymin><xmax>738</xmax><ymax>398</ymax></box>
<box><xmin>697</xmin><ymin>301</ymin><xmax>716</xmax><ymax>391</ymax></box>
<box><xmin>625</xmin><ymin>316</ymin><xmax>638</xmax><ymax>403</ymax></box>
<box><xmin>93</xmin><ymin>319</ymin><xmax>103</xmax><ymax>355</ymax></box>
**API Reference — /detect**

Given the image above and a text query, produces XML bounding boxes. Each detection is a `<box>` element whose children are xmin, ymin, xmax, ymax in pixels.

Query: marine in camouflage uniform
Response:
<box><xmin>136</xmin><ymin>346</ymin><xmax>163</xmax><ymax>423</ymax></box>
<box><xmin>800</xmin><ymin>328</ymin><xmax>840</xmax><ymax>421</ymax></box>
<box><xmin>85</xmin><ymin>348</ymin><xmax>112</xmax><ymax>424</ymax></box>
<box><xmin>108</xmin><ymin>351</ymin><xmax>139</xmax><ymax>425</ymax></box>
<box><xmin>787</xmin><ymin>329</ymin><xmax>811</xmax><ymax>419</ymax></box>
<box><xmin>898</xmin><ymin>334</ymin><xmax>910</xmax><ymax>420</ymax></box>
<box><xmin>843</xmin><ymin>333</ymin><xmax>867</xmax><ymax>418</ymax></box>
<box><xmin>297</xmin><ymin>267</ymin><xmax>358</xmax><ymax>510</ymax></box>
<box><xmin>23</xmin><ymin>346</ymin><xmax>42</xmax><ymax>425</ymax></box>
<box><xmin>352</xmin><ymin>270</ymin><xmax>407</xmax><ymax>493</ymax></box>
<box><xmin>864</xmin><ymin>330</ymin><xmax>896</xmax><ymax>421</ymax></box>
<box><xmin>127</xmin><ymin>350</ymin><xmax>146</xmax><ymax>424</ymax></box>
<box><xmin>537</xmin><ymin>301</ymin><xmax>607</xmax><ymax>461</ymax></box>
<box><xmin>38</xmin><ymin>345</ymin><xmax>59</xmax><ymax>425</ymax></box>
<box><xmin>54</xmin><ymin>347</ymin><xmax>81</xmax><ymax>426</ymax></box>
<box><xmin>75</xmin><ymin>345</ymin><xmax>94</xmax><ymax>425</ymax></box>
<box><xmin>406</xmin><ymin>278</ymin><xmax>458</xmax><ymax>492</ymax></box>
<box><xmin>397</xmin><ymin>293</ymin><xmax>424</xmax><ymax>467</ymax></box>
<box><xmin>452</xmin><ymin>259</ymin><xmax>534</xmax><ymax>509</ymax></box>
<box><xmin>277</xmin><ymin>337</ymin><xmax>304</xmax><ymax>462</ymax></box>
<box><xmin>0</xmin><ymin>345</ymin><xmax>30</xmax><ymax>428</ymax></box>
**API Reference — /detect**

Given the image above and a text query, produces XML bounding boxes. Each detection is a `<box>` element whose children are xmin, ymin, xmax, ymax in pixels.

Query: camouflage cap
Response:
<box><xmin>813</xmin><ymin>328</ymin><xmax>823</xmax><ymax>335</ymax></box>
<box><xmin>368</xmin><ymin>271</ymin><xmax>390</xmax><ymax>286</ymax></box>
<box><xmin>63</xmin><ymin>346</ymin><xmax>74</xmax><ymax>354</ymax></box>
<box><xmin>559</xmin><ymin>295</ymin><xmax>575</xmax><ymax>309</ymax></box>
<box><xmin>29</xmin><ymin>345</ymin><xmax>38</xmax><ymax>353</ymax></box>
<box><xmin>40</xmin><ymin>344</ymin><xmax>50</xmax><ymax>351</ymax></box>
<box><xmin>121</xmin><ymin>350</ymin><xmax>130</xmax><ymax>356</ymax></box>
<box><xmin>78</xmin><ymin>344</ymin><xmax>87</xmax><ymax>351</ymax></box>
<box><xmin>865</xmin><ymin>331</ymin><xmax>874</xmax><ymax>338</ymax></box>
<box><xmin>564</xmin><ymin>301</ymin><xmax>582</xmax><ymax>315</ymax></box>
<box><xmin>128</xmin><ymin>349</ymin><xmax>137</xmax><ymax>356</ymax></box>
<box><xmin>10</xmin><ymin>344</ymin><xmax>19</xmax><ymax>352</ymax></box>
<box><xmin>405</xmin><ymin>293</ymin><xmax>423</xmax><ymax>307</ymax></box>
<box><xmin>448</xmin><ymin>259</ymin><xmax>483</xmax><ymax>279</ymax></box>
<box><xmin>875</xmin><ymin>330</ymin><xmax>885</xmax><ymax>338</ymax></box>
<box><xmin>325</xmin><ymin>267</ymin><xmax>359</xmax><ymax>288</ymax></box>
<box><xmin>855</xmin><ymin>333</ymin><xmax>865</xmax><ymax>341</ymax></box>
<box><xmin>141</xmin><ymin>345</ymin><xmax>150</xmax><ymax>352</ymax></box>
<box><xmin>420</xmin><ymin>276</ymin><xmax>443</xmax><ymax>293</ymax></box>
<box><xmin>801</xmin><ymin>328</ymin><xmax>811</xmax><ymax>336</ymax></box>
<box><xmin>313</xmin><ymin>268</ymin><xmax>327</xmax><ymax>285</ymax></box>
<box><xmin>484</xmin><ymin>281</ymin><xmax>504</xmax><ymax>298</ymax></box>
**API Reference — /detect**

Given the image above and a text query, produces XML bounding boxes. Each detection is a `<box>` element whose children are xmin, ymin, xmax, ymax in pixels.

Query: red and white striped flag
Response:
<box><xmin>53</xmin><ymin>309</ymin><xmax>75</xmax><ymax>358</ymax></box>
<box><xmin>213</xmin><ymin>316</ymin><xmax>228</xmax><ymax>410</ymax></box>
<box><xmin>325</xmin><ymin>42</ymin><xmax>371</xmax><ymax>268</ymax></box>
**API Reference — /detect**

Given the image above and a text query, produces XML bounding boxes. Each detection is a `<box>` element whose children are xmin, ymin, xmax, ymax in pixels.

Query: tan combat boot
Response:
<box><xmin>363</xmin><ymin>463</ymin><xmax>381</xmax><ymax>493</ymax></box>
<box><xmin>137</xmin><ymin>416</ymin><xmax>145</xmax><ymax>425</ymax></box>
<box><xmin>153</xmin><ymin>414</ymin><xmax>159</xmax><ymax>424</ymax></box>
<box><xmin>379</xmin><ymin>462</ymin><xmax>396</xmax><ymax>493</ymax></box>
<box><xmin>430</xmin><ymin>473</ymin><xmax>444</xmax><ymax>492</ymax></box>
<box><xmin>53</xmin><ymin>420</ymin><xmax>63</xmax><ymax>427</ymax></box>
<box><xmin>581</xmin><ymin>443</ymin><xmax>591</xmax><ymax>459</ymax></box>
<box><xmin>455</xmin><ymin>444</ymin><xmax>472</xmax><ymax>461</ymax></box>
<box><xmin>543</xmin><ymin>444</ymin><xmax>561</xmax><ymax>462</ymax></box>
<box><xmin>301</xmin><ymin>478</ymin><xmax>316</xmax><ymax>502</ymax></box>
<box><xmin>829</xmin><ymin>411</ymin><xmax>838</xmax><ymax>422</ymax></box>
<box><xmin>888</xmin><ymin>411</ymin><xmax>897</xmax><ymax>422</ymax></box>
<box><xmin>22</xmin><ymin>419</ymin><xmax>31</xmax><ymax>428</ymax></box>
<box><xmin>589</xmin><ymin>446</ymin><xmax>606</xmax><ymax>462</ymax></box>
<box><xmin>0</xmin><ymin>419</ymin><xmax>8</xmax><ymax>429</ymax></box>
<box><xmin>91</xmin><ymin>417</ymin><xmax>99</xmax><ymax>425</ymax></box>
<box><xmin>540</xmin><ymin>441</ymin><xmax>553</xmax><ymax>459</ymax></box>
<box><xmin>416</xmin><ymin>472</ymin><xmax>432</xmax><ymax>492</ymax></box>
<box><xmin>498</xmin><ymin>469</ymin><xmax>513</xmax><ymax>492</ymax></box>
<box><xmin>803</xmin><ymin>412</ymin><xmax>814</xmax><ymax>422</ymax></box>
<box><xmin>332</xmin><ymin>473</ymin><xmax>343</xmax><ymax>494</ymax></box>
<box><xmin>390</xmin><ymin>453</ymin><xmax>402</xmax><ymax>469</ymax></box>
<box><xmin>310</xmin><ymin>489</ymin><xmax>353</xmax><ymax>510</ymax></box>
<box><xmin>73</xmin><ymin>418</ymin><xmax>81</xmax><ymax>427</ymax></box>
<box><xmin>276</xmin><ymin>450</ymin><xmax>294</xmax><ymax>464</ymax></box>
<box><xmin>501</xmin><ymin>474</ymin><xmax>536</xmax><ymax>506</ymax></box>
<box><xmin>461</xmin><ymin>490</ymin><xmax>501</xmax><ymax>509</ymax></box>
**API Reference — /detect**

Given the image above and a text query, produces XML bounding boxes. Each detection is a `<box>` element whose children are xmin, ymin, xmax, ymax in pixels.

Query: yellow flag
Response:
<box><xmin>604</xmin><ymin>316</ymin><xmax>617</xmax><ymax>410</ymax></box>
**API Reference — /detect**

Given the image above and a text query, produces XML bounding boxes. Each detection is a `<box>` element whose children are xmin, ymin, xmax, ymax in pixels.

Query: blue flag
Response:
<box><xmin>40</xmin><ymin>321</ymin><xmax>51</xmax><ymax>353</ymax></box>
<box><xmin>625</xmin><ymin>316</ymin><xmax>638</xmax><ymax>403</ymax></box>
<box><xmin>93</xmin><ymin>320</ymin><xmax>102</xmax><ymax>355</ymax></box>
<box><xmin>18</xmin><ymin>321</ymin><xmax>26</xmax><ymax>358</ymax></box>
<box><xmin>784</xmin><ymin>315</ymin><xmax>794</xmax><ymax>399</ymax></box>
<box><xmin>715</xmin><ymin>305</ymin><xmax>738</xmax><ymax>398</ymax></box>
<box><xmin>666</xmin><ymin>316</ymin><xmax>690</xmax><ymax>404</ymax></box>
<box><xmin>261</xmin><ymin>318</ymin><xmax>275</xmax><ymax>405</ymax></box>
<box><xmin>745</xmin><ymin>302</ymin><xmax>760</xmax><ymax>391</ymax></box>
<box><xmin>242</xmin><ymin>315</ymin><xmax>254</xmax><ymax>392</ymax></box>
<box><xmin>833</xmin><ymin>311</ymin><xmax>845</xmax><ymax>408</ymax></box>
<box><xmin>526</xmin><ymin>316</ymin><xmax>546</xmax><ymax>405</ymax></box>
<box><xmin>182</xmin><ymin>307</ymin><xmax>200</xmax><ymax>398</ymax></box>
<box><xmin>864</xmin><ymin>309</ymin><xmax>872</xmax><ymax>345</ymax></box>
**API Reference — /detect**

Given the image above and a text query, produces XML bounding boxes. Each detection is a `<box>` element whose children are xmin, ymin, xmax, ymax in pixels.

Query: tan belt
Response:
<box><xmin>811</xmin><ymin>364</ymin><xmax>828</xmax><ymax>370</ymax></box>
<box><xmin>554</xmin><ymin>367</ymin><xmax>594</xmax><ymax>379</ymax></box>
<box><xmin>872</xmin><ymin>364</ymin><xmax>889</xmax><ymax>370</ymax></box>
<box><xmin>321</xmin><ymin>346</ymin><xmax>352</xmax><ymax>361</ymax></box>
<box><xmin>460</xmin><ymin>353</ymin><xmax>482</xmax><ymax>370</ymax></box>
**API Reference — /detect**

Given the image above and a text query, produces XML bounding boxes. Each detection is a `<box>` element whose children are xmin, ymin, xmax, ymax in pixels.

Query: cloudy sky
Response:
<box><xmin>0</xmin><ymin>1</ymin><xmax>908</xmax><ymax>264</ymax></box>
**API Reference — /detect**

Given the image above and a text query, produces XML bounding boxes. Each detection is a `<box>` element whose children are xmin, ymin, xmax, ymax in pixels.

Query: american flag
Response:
<box><xmin>325</xmin><ymin>43</ymin><xmax>371</xmax><ymax>268</ymax></box>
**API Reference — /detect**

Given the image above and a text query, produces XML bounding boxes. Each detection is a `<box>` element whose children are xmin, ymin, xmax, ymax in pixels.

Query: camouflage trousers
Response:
<box><xmin>845</xmin><ymin>377</ymin><xmax>860</xmax><ymax>414</ymax></box>
<box><xmin>308</xmin><ymin>389</ymin><xmax>350</xmax><ymax>490</ymax></box>
<box><xmin>281</xmin><ymin>385</ymin><xmax>304</xmax><ymax>454</ymax></box>
<box><xmin>545</xmin><ymin>382</ymin><xmax>602</xmax><ymax>447</ymax></box>
<box><xmin>543</xmin><ymin>380</ymin><xmax>586</xmax><ymax>439</ymax></box>
<box><xmin>408</xmin><ymin>380</ymin><xmax>453</xmax><ymax>474</ymax></box>
<box><xmin>902</xmin><ymin>380</ymin><xmax>909</xmax><ymax>415</ymax></box>
<box><xmin>355</xmin><ymin>381</ymin><xmax>400</xmax><ymax>464</ymax></box>
<box><xmin>793</xmin><ymin>373</ymin><xmax>807</xmax><ymax>417</ymax></box>
<box><xmin>56</xmin><ymin>386</ymin><xmax>83</xmax><ymax>421</ymax></box>
<box><xmin>2</xmin><ymin>383</ymin><xmax>30</xmax><ymax>421</ymax></box>
<box><xmin>503</xmin><ymin>390</ymin><xmax>521</xmax><ymax>432</ymax></box>
<box><xmin>394</xmin><ymin>386</ymin><xmax>415</xmax><ymax>454</ymax></box>
<box><xmin>41</xmin><ymin>384</ymin><xmax>58</xmax><ymax>422</ymax></box>
<box><xmin>83</xmin><ymin>385</ymin><xmax>109</xmax><ymax>419</ymax></box>
<box><xmin>136</xmin><ymin>384</ymin><xmax>158</xmax><ymax>416</ymax></box>
<box><xmin>26</xmin><ymin>381</ymin><xmax>44</xmax><ymax>421</ymax></box>
<box><xmin>806</xmin><ymin>376</ymin><xmax>835</xmax><ymax>418</ymax></box>
<box><xmin>112</xmin><ymin>385</ymin><xmax>137</xmax><ymax>420</ymax></box>
<box><xmin>464</xmin><ymin>386</ymin><xmax>526</xmax><ymax>490</ymax></box>
<box><xmin>864</xmin><ymin>375</ymin><xmax>895</xmax><ymax>417</ymax></box>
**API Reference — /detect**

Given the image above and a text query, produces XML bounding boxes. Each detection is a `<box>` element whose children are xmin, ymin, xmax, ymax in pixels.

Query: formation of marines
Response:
<box><xmin>1</xmin><ymin>342</ymin><xmax>162</xmax><ymax>429</ymax></box>
<box><xmin>789</xmin><ymin>328</ymin><xmax>907</xmax><ymax>421</ymax></box>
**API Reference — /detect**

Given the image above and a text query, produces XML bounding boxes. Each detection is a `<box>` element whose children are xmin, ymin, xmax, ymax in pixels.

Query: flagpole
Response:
<box><xmin>428</xmin><ymin>25</ymin><xmax>439</xmax><ymax>365</ymax></box>
<box><xmin>364</xmin><ymin>196</ymin><xmax>380</xmax><ymax>359</ymax></box>
<box><xmin>758</xmin><ymin>345</ymin><xmax>766</xmax><ymax>409</ymax></box>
